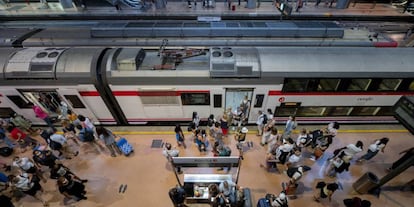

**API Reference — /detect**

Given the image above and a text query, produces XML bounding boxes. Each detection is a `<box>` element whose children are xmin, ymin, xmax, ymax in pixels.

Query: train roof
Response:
<box><xmin>107</xmin><ymin>47</ymin><xmax>414</xmax><ymax>79</ymax></box>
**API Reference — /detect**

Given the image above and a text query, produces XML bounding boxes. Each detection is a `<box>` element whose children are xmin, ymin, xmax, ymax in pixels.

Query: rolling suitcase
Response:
<box><xmin>117</xmin><ymin>137</ymin><xmax>134</xmax><ymax>156</ymax></box>
<box><xmin>257</xmin><ymin>198</ymin><xmax>271</xmax><ymax>207</ymax></box>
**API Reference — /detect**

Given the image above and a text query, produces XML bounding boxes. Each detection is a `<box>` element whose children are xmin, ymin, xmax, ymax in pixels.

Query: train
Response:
<box><xmin>0</xmin><ymin>46</ymin><xmax>414</xmax><ymax>126</ymax></box>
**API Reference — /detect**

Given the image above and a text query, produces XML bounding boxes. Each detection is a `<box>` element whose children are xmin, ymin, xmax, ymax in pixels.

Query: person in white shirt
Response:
<box><xmin>329</xmin><ymin>141</ymin><xmax>363</xmax><ymax>161</ymax></box>
<box><xmin>10</xmin><ymin>173</ymin><xmax>48</xmax><ymax>206</ymax></box>
<box><xmin>219</xmin><ymin>180</ymin><xmax>236</xmax><ymax>197</ymax></box>
<box><xmin>271</xmin><ymin>192</ymin><xmax>288</xmax><ymax>207</ymax></box>
<box><xmin>358</xmin><ymin>137</ymin><xmax>389</xmax><ymax>162</ymax></box>
<box><xmin>49</xmin><ymin>128</ymin><xmax>78</xmax><ymax>159</ymax></box>
<box><xmin>162</xmin><ymin>142</ymin><xmax>182</xmax><ymax>173</ymax></box>
<box><xmin>285</xmin><ymin>148</ymin><xmax>302</xmax><ymax>169</ymax></box>
<box><xmin>256</xmin><ymin>110</ymin><xmax>265</xmax><ymax>136</ymax></box>
<box><xmin>12</xmin><ymin>156</ymin><xmax>46</xmax><ymax>183</ymax></box>
<box><xmin>283</xmin><ymin>116</ymin><xmax>297</xmax><ymax>139</ymax></box>
<box><xmin>296</xmin><ymin>128</ymin><xmax>310</xmax><ymax>149</ymax></box>
<box><xmin>266</xmin><ymin>108</ymin><xmax>274</xmax><ymax>120</ymax></box>
<box><xmin>276</xmin><ymin>138</ymin><xmax>295</xmax><ymax>164</ymax></box>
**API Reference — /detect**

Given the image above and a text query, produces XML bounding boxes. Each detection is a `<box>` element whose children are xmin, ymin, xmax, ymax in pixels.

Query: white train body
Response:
<box><xmin>0</xmin><ymin>47</ymin><xmax>413</xmax><ymax>126</ymax></box>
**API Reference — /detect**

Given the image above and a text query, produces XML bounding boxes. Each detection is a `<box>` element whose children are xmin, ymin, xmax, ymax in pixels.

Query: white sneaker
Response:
<box><xmin>309</xmin><ymin>156</ymin><xmax>316</xmax><ymax>161</ymax></box>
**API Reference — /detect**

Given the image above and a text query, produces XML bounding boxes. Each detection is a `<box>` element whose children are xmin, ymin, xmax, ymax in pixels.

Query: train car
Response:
<box><xmin>1</xmin><ymin>46</ymin><xmax>414</xmax><ymax>126</ymax></box>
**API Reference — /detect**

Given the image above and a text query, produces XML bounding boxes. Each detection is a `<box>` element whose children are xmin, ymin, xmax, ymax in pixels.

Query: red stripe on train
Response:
<box><xmin>79</xmin><ymin>91</ymin><xmax>100</xmax><ymax>96</ymax></box>
<box><xmin>268</xmin><ymin>91</ymin><xmax>414</xmax><ymax>96</ymax></box>
<box><xmin>374</xmin><ymin>42</ymin><xmax>398</xmax><ymax>48</ymax></box>
<box><xmin>80</xmin><ymin>90</ymin><xmax>209</xmax><ymax>96</ymax></box>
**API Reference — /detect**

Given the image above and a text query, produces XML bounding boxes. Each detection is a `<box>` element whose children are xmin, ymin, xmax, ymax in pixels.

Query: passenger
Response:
<box><xmin>276</xmin><ymin>138</ymin><xmax>295</xmax><ymax>164</ymax></box>
<box><xmin>283</xmin><ymin>116</ymin><xmax>297</xmax><ymax>139</ymax></box>
<box><xmin>77</xmin><ymin>115</ymin><xmax>96</xmax><ymax>139</ymax></box>
<box><xmin>9</xmin><ymin>113</ymin><xmax>36</xmax><ymax>135</ymax></box>
<box><xmin>270</xmin><ymin>191</ymin><xmax>288</xmax><ymax>207</ymax></box>
<box><xmin>266</xmin><ymin>108</ymin><xmax>274</xmax><ymax>120</ymax></box>
<box><xmin>174</xmin><ymin>124</ymin><xmax>186</xmax><ymax>148</ymax></box>
<box><xmin>256</xmin><ymin>110</ymin><xmax>266</xmax><ymax>137</ymax></box>
<box><xmin>225</xmin><ymin>108</ymin><xmax>233</xmax><ymax>130</ymax></box>
<box><xmin>325</xmin><ymin>121</ymin><xmax>340</xmax><ymax>139</ymax></box>
<box><xmin>313</xmin><ymin>182</ymin><xmax>339</xmax><ymax>203</ymax></box>
<box><xmin>57</xmin><ymin>176</ymin><xmax>87</xmax><ymax>201</ymax></box>
<box><xmin>267</xmin><ymin>127</ymin><xmax>281</xmax><ymax>154</ymax></box>
<box><xmin>325</xmin><ymin>151</ymin><xmax>351</xmax><ymax>177</ymax></box>
<box><xmin>12</xmin><ymin>156</ymin><xmax>47</xmax><ymax>183</ymax></box>
<box><xmin>295</xmin><ymin>128</ymin><xmax>310</xmax><ymax>150</ymax></box>
<box><xmin>194</xmin><ymin>129</ymin><xmax>207</xmax><ymax>152</ymax></box>
<box><xmin>162</xmin><ymin>142</ymin><xmax>182</xmax><ymax>174</ymax></box>
<box><xmin>240</xmin><ymin>95</ymin><xmax>250</xmax><ymax>118</ymax></box>
<box><xmin>96</xmin><ymin>126</ymin><xmax>122</xmax><ymax>157</ymax></box>
<box><xmin>32</xmin><ymin>104</ymin><xmax>55</xmax><ymax>130</ymax></box>
<box><xmin>286</xmin><ymin>165</ymin><xmax>311</xmax><ymax>186</ymax></box>
<box><xmin>0</xmin><ymin>125</ymin><xmax>15</xmax><ymax>148</ymax></box>
<box><xmin>49</xmin><ymin>128</ymin><xmax>79</xmax><ymax>159</ymax></box>
<box><xmin>9</xmin><ymin>173</ymin><xmax>49</xmax><ymax>206</ymax></box>
<box><xmin>50</xmin><ymin>163</ymin><xmax>87</xmax><ymax>183</ymax></box>
<box><xmin>285</xmin><ymin>147</ymin><xmax>302</xmax><ymax>170</ymax></box>
<box><xmin>357</xmin><ymin>137</ymin><xmax>389</xmax><ymax>163</ymax></box>
<box><xmin>233</xmin><ymin>106</ymin><xmax>244</xmax><ymax>130</ymax></box>
<box><xmin>217</xmin><ymin>145</ymin><xmax>232</xmax><ymax>171</ymax></box>
<box><xmin>329</xmin><ymin>140</ymin><xmax>363</xmax><ymax>161</ymax></box>
<box><xmin>261</xmin><ymin>118</ymin><xmax>275</xmax><ymax>146</ymax></box>
<box><xmin>32</xmin><ymin>150</ymin><xmax>58</xmax><ymax>169</ymax></box>
<box><xmin>75</xmin><ymin>124</ymin><xmax>102</xmax><ymax>152</ymax></box>
<box><xmin>66</xmin><ymin>110</ymin><xmax>78</xmax><ymax>123</ymax></box>
<box><xmin>7</xmin><ymin>124</ymin><xmax>39</xmax><ymax>152</ymax></box>
<box><xmin>61</xmin><ymin>120</ymin><xmax>80</xmax><ymax>146</ymax></box>
<box><xmin>220</xmin><ymin>113</ymin><xmax>229</xmax><ymax>137</ymax></box>
<box><xmin>192</xmin><ymin>112</ymin><xmax>200</xmax><ymax>129</ymax></box>
<box><xmin>219</xmin><ymin>180</ymin><xmax>236</xmax><ymax>198</ymax></box>
<box><xmin>208</xmin><ymin>183</ymin><xmax>225</xmax><ymax>207</ymax></box>
<box><xmin>210</xmin><ymin>122</ymin><xmax>223</xmax><ymax>145</ymax></box>
<box><xmin>234</xmin><ymin>127</ymin><xmax>249</xmax><ymax>159</ymax></box>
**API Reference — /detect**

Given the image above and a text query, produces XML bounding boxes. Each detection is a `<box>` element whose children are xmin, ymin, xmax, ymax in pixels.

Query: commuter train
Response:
<box><xmin>0</xmin><ymin>46</ymin><xmax>413</xmax><ymax>126</ymax></box>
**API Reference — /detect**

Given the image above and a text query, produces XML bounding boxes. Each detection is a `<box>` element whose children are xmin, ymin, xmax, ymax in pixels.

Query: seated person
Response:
<box><xmin>219</xmin><ymin>180</ymin><xmax>236</xmax><ymax>198</ymax></box>
<box><xmin>194</xmin><ymin>129</ymin><xmax>208</xmax><ymax>152</ymax></box>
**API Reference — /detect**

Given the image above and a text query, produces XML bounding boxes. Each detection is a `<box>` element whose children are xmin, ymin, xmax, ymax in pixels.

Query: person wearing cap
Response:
<box><xmin>235</xmin><ymin>127</ymin><xmax>250</xmax><ymax>160</ymax></box>
<box><xmin>271</xmin><ymin>191</ymin><xmax>288</xmax><ymax>207</ymax></box>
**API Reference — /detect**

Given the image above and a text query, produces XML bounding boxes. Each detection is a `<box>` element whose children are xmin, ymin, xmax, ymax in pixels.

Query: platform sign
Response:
<box><xmin>393</xmin><ymin>96</ymin><xmax>414</xmax><ymax>135</ymax></box>
<box><xmin>197</xmin><ymin>16</ymin><xmax>221</xmax><ymax>22</ymax></box>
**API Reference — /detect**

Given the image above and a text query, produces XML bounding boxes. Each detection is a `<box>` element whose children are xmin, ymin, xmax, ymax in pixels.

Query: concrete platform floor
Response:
<box><xmin>3</xmin><ymin>124</ymin><xmax>414</xmax><ymax>207</ymax></box>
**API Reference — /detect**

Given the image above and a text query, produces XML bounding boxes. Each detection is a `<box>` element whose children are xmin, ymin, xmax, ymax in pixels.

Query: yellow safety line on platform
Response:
<box><xmin>111</xmin><ymin>129</ymin><xmax>409</xmax><ymax>135</ymax></box>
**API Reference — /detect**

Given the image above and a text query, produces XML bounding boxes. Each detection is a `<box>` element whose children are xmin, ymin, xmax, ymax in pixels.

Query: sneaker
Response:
<box><xmin>119</xmin><ymin>184</ymin><xmax>124</xmax><ymax>193</ymax></box>
<box><xmin>309</xmin><ymin>156</ymin><xmax>316</xmax><ymax>161</ymax></box>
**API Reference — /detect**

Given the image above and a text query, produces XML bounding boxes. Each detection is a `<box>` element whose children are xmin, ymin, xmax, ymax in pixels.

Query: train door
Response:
<box><xmin>225</xmin><ymin>88</ymin><xmax>253</xmax><ymax>123</ymax></box>
<box><xmin>57</xmin><ymin>89</ymin><xmax>103</xmax><ymax>124</ymax></box>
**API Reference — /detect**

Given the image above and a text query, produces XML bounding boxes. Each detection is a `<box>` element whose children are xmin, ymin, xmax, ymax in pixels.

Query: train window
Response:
<box><xmin>180</xmin><ymin>93</ymin><xmax>210</xmax><ymax>105</ymax></box>
<box><xmin>350</xmin><ymin>106</ymin><xmax>380</xmax><ymax>116</ymax></box>
<box><xmin>296</xmin><ymin>107</ymin><xmax>326</xmax><ymax>116</ymax></box>
<box><xmin>141</xmin><ymin>96</ymin><xmax>179</xmax><ymax>105</ymax></box>
<box><xmin>376</xmin><ymin>107</ymin><xmax>393</xmax><ymax>116</ymax></box>
<box><xmin>64</xmin><ymin>95</ymin><xmax>86</xmax><ymax>108</ymax></box>
<box><xmin>213</xmin><ymin>94</ymin><xmax>222</xmax><ymax>108</ymax></box>
<box><xmin>254</xmin><ymin>94</ymin><xmax>264</xmax><ymax>107</ymax></box>
<box><xmin>275</xmin><ymin>107</ymin><xmax>297</xmax><ymax>117</ymax></box>
<box><xmin>7</xmin><ymin>96</ymin><xmax>33</xmax><ymax>108</ymax></box>
<box><xmin>327</xmin><ymin>106</ymin><xmax>353</xmax><ymax>116</ymax></box>
<box><xmin>0</xmin><ymin>108</ymin><xmax>15</xmax><ymax>118</ymax></box>
<box><xmin>317</xmin><ymin>79</ymin><xmax>340</xmax><ymax>91</ymax></box>
<box><xmin>347</xmin><ymin>79</ymin><xmax>372</xmax><ymax>91</ymax></box>
<box><xmin>378</xmin><ymin>79</ymin><xmax>402</xmax><ymax>91</ymax></box>
<box><xmin>283</xmin><ymin>79</ymin><xmax>309</xmax><ymax>92</ymax></box>
<box><xmin>408</xmin><ymin>80</ymin><xmax>414</xmax><ymax>91</ymax></box>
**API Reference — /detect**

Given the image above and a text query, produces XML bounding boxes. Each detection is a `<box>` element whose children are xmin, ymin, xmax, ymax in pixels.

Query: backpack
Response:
<box><xmin>0</xmin><ymin>147</ymin><xmax>13</xmax><ymax>157</ymax></box>
<box><xmin>262</xmin><ymin>114</ymin><xmax>268</xmax><ymax>125</ymax></box>
<box><xmin>168</xmin><ymin>186</ymin><xmax>185</xmax><ymax>205</ymax></box>
<box><xmin>224</xmin><ymin>146</ymin><xmax>232</xmax><ymax>156</ymax></box>
<box><xmin>82</xmin><ymin>129</ymin><xmax>95</xmax><ymax>142</ymax></box>
<box><xmin>48</xmin><ymin>139</ymin><xmax>62</xmax><ymax>150</ymax></box>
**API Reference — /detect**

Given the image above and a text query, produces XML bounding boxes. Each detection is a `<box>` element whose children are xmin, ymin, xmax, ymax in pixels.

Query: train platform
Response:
<box><xmin>0</xmin><ymin>1</ymin><xmax>412</xmax><ymax>20</ymax></box>
<box><xmin>1</xmin><ymin>124</ymin><xmax>413</xmax><ymax>207</ymax></box>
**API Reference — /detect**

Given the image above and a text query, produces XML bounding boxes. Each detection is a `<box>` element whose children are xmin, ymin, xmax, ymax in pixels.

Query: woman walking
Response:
<box><xmin>96</xmin><ymin>126</ymin><xmax>121</xmax><ymax>157</ymax></box>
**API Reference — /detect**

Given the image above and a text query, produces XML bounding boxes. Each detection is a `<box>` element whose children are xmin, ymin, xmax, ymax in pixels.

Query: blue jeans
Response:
<box><xmin>360</xmin><ymin>150</ymin><xmax>378</xmax><ymax>161</ymax></box>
